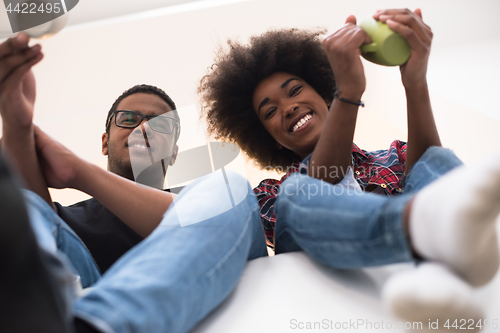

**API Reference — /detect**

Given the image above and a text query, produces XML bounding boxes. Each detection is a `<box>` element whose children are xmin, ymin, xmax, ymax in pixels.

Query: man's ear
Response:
<box><xmin>168</xmin><ymin>145</ymin><xmax>179</xmax><ymax>166</ymax></box>
<box><xmin>102</xmin><ymin>133</ymin><xmax>109</xmax><ymax>156</ymax></box>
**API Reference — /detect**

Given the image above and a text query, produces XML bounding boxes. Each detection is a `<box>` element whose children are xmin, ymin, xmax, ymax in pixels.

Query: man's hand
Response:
<box><xmin>34</xmin><ymin>125</ymin><xmax>86</xmax><ymax>190</ymax></box>
<box><xmin>0</xmin><ymin>34</ymin><xmax>43</xmax><ymax>130</ymax></box>
<box><xmin>373</xmin><ymin>9</ymin><xmax>432</xmax><ymax>89</ymax></box>
<box><xmin>322</xmin><ymin>15</ymin><xmax>371</xmax><ymax>100</ymax></box>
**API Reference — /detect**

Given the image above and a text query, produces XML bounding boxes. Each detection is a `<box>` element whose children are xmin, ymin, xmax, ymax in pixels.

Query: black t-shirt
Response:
<box><xmin>54</xmin><ymin>198</ymin><xmax>143</xmax><ymax>274</ymax></box>
<box><xmin>54</xmin><ymin>187</ymin><xmax>183</xmax><ymax>274</ymax></box>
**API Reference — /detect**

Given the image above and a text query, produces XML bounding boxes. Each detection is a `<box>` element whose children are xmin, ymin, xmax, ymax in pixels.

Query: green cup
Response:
<box><xmin>359</xmin><ymin>18</ymin><xmax>411</xmax><ymax>66</ymax></box>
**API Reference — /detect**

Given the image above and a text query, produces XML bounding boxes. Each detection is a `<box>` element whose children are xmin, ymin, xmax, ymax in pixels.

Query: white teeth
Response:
<box><xmin>292</xmin><ymin>114</ymin><xmax>312</xmax><ymax>132</ymax></box>
<box><xmin>130</xmin><ymin>144</ymin><xmax>148</xmax><ymax>149</ymax></box>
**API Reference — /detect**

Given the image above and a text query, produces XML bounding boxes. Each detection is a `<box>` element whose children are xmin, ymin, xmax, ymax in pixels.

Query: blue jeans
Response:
<box><xmin>274</xmin><ymin>146</ymin><xmax>463</xmax><ymax>267</ymax></box>
<box><xmin>25</xmin><ymin>170</ymin><xmax>267</xmax><ymax>333</ymax></box>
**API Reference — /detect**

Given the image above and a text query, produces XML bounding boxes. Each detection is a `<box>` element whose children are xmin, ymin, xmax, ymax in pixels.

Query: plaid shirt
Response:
<box><xmin>253</xmin><ymin>140</ymin><xmax>407</xmax><ymax>247</ymax></box>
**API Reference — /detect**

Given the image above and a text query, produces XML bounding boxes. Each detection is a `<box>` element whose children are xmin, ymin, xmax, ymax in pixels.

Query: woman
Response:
<box><xmin>199</xmin><ymin>9</ymin><xmax>499</xmax><ymax>326</ymax></box>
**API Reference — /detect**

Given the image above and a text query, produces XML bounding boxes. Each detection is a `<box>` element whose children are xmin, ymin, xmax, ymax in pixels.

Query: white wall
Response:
<box><xmin>1</xmin><ymin>0</ymin><xmax>500</xmax><ymax>205</ymax></box>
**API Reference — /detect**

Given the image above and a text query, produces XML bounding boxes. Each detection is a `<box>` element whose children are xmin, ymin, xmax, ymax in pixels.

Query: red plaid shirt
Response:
<box><xmin>253</xmin><ymin>140</ymin><xmax>407</xmax><ymax>247</ymax></box>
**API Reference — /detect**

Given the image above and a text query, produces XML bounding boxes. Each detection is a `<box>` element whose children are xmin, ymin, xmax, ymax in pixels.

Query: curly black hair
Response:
<box><xmin>105</xmin><ymin>84</ymin><xmax>178</xmax><ymax>135</ymax></box>
<box><xmin>199</xmin><ymin>28</ymin><xmax>336</xmax><ymax>170</ymax></box>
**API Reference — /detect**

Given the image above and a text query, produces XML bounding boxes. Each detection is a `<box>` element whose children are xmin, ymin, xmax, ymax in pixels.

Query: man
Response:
<box><xmin>0</xmin><ymin>33</ymin><xmax>267</xmax><ymax>333</ymax></box>
<box><xmin>56</xmin><ymin>84</ymin><xmax>181</xmax><ymax>274</ymax></box>
<box><xmin>102</xmin><ymin>84</ymin><xmax>180</xmax><ymax>190</ymax></box>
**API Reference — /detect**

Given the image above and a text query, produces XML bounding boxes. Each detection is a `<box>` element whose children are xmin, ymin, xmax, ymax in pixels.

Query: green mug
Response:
<box><xmin>359</xmin><ymin>18</ymin><xmax>411</xmax><ymax>66</ymax></box>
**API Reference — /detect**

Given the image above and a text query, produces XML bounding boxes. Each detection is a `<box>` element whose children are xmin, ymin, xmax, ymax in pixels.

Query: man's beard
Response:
<box><xmin>107</xmin><ymin>154</ymin><xmax>135</xmax><ymax>182</ymax></box>
<box><xmin>107</xmin><ymin>143</ymin><xmax>167</xmax><ymax>188</ymax></box>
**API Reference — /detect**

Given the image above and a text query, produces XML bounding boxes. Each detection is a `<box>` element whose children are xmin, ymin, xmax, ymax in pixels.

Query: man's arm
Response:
<box><xmin>0</xmin><ymin>34</ymin><xmax>52</xmax><ymax>206</ymax></box>
<box><xmin>34</xmin><ymin>126</ymin><xmax>174</xmax><ymax>238</ymax></box>
<box><xmin>308</xmin><ymin>15</ymin><xmax>370</xmax><ymax>185</ymax></box>
<box><xmin>374</xmin><ymin>9</ymin><xmax>441</xmax><ymax>173</ymax></box>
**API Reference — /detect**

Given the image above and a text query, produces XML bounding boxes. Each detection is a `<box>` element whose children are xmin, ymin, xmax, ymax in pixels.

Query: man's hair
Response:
<box><xmin>198</xmin><ymin>28</ymin><xmax>336</xmax><ymax>170</ymax></box>
<box><xmin>105</xmin><ymin>84</ymin><xmax>179</xmax><ymax>139</ymax></box>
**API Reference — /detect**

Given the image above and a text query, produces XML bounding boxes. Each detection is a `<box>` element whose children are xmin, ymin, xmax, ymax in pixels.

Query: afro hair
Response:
<box><xmin>199</xmin><ymin>28</ymin><xmax>336</xmax><ymax>170</ymax></box>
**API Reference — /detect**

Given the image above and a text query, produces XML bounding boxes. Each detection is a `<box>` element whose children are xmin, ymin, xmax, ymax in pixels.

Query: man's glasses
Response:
<box><xmin>111</xmin><ymin>110</ymin><xmax>178</xmax><ymax>134</ymax></box>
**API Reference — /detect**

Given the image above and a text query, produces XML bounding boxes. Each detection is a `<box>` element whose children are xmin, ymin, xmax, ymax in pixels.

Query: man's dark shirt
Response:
<box><xmin>54</xmin><ymin>198</ymin><xmax>143</xmax><ymax>274</ymax></box>
<box><xmin>54</xmin><ymin>187</ymin><xmax>182</xmax><ymax>274</ymax></box>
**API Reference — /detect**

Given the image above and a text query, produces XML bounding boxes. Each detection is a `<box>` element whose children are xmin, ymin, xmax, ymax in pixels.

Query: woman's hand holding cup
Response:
<box><xmin>373</xmin><ymin>8</ymin><xmax>433</xmax><ymax>90</ymax></box>
<box><xmin>322</xmin><ymin>15</ymin><xmax>371</xmax><ymax>102</ymax></box>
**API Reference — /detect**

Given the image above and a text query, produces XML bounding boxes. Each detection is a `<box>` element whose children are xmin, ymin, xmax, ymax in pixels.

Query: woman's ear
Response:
<box><xmin>325</xmin><ymin>98</ymin><xmax>332</xmax><ymax>108</ymax></box>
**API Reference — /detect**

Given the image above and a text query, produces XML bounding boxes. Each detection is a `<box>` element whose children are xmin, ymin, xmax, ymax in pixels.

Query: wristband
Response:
<box><xmin>334</xmin><ymin>90</ymin><xmax>365</xmax><ymax>107</ymax></box>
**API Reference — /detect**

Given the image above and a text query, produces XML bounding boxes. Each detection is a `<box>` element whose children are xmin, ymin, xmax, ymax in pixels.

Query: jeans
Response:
<box><xmin>25</xmin><ymin>170</ymin><xmax>267</xmax><ymax>333</ymax></box>
<box><xmin>24</xmin><ymin>190</ymin><xmax>101</xmax><ymax>289</ymax></box>
<box><xmin>274</xmin><ymin>146</ymin><xmax>463</xmax><ymax>267</ymax></box>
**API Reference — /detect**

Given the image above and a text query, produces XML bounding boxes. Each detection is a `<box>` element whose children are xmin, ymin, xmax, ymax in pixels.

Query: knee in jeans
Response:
<box><xmin>223</xmin><ymin>170</ymin><xmax>248</xmax><ymax>188</ymax></box>
<box><xmin>422</xmin><ymin>146</ymin><xmax>461</xmax><ymax>164</ymax></box>
<box><xmin>223</xmin><ymin>170</ymin><xmax>254</xmax><ymax>208</ymax></box>
<box><xmin>407</xmin><ymin>146</ymin><xmax>462</xmax><ymax>176</ymax></box>
<box><xmin>279</xmin><ymin>173</ymin><xmax>327</xmax><ymax>204</ymax></box>
<box><xmin>191</xmin><ymin>170</ymin><xmax>252</xmax><ymax>207</ymax></box>
<box><xmin>278</xmin><ymin>174</ymin><xmax>309</xmax><ymax>198</ymax></box>
<box><xmin>275</xmin><ymin>175</ymin><xmax>310</xmax><ymax>228</ymax></box>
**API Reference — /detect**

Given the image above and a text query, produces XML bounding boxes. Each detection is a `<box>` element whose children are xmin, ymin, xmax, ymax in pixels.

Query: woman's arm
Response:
<box><xmin>308</xmin><ymin>15</ymin><xmax>370</xmax><ymax>185</ymax></box>
<box><xmin>375</xmin><ymin>9</ymin><xmax>441</xmax><ymax>173</ymax></box>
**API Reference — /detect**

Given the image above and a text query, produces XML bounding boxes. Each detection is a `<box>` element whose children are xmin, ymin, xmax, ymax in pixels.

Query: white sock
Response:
<box><xmin>410</xmin><ymin>157</ymin><xmax>500</xmax><ymax>286</ymax></box>
<box><xmin>382</xmin><ymin>262</ymin><xmax>483</xmax><ymax>332</ymax></box>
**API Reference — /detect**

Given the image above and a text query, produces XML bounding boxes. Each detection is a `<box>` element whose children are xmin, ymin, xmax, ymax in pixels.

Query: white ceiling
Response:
<box><xmin>2</xmin><ymin>0</ymin><xmax>500</xmax><ymax>46</ymax></box>
<box><xmin>0</xmin><ymin>0</ymin><xmax>210</xmax><ymax>37</ymax></box>
<box><xmin>65</xmin><ymin>0</ymin><xmax>202</xmax><ymax>25</ymax></box>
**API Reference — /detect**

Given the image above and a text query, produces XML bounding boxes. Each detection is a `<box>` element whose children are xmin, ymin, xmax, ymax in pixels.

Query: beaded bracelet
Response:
<box><xmin>334</xmin><ymin>90</ymin><xmax>365</xmax><ymax>107</ymax></box>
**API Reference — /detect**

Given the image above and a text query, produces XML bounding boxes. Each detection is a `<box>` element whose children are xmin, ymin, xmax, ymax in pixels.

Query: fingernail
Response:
<box><xmin>31</xmin><ymin>44</ymin><xmax>41</xmax><ymax>52</ymax></box>
<box><xmin>16</xmin><ymin>33</ymin><xmax>29</xmax><ymax>45</ymax></box>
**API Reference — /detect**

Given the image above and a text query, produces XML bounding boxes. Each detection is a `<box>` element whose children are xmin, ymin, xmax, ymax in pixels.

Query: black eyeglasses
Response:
<box><xmin>110</xmin><ymin>110</ymin><xmax>178</xmax><ymax>134</ymax></box>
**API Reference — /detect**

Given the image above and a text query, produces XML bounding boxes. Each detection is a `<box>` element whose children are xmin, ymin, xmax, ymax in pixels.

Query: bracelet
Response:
<box><xmin>334</xmin><ymin>90</ymin><xmax>365</xmax><ymax>107</ymax></box>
